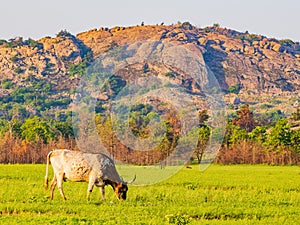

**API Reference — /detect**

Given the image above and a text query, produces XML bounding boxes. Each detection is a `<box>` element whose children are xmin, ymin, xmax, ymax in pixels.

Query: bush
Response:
<box><xmin>259</xmin><ymin>110</ymin><xmax>284</xmax><ymax>126</ymax></box>
<box><xmin>164</xmin><ymin>72</ymin><xmax>176</xmax><ymax>78</ymax></box>
<box><xmin>11</xmin><ymin>55</ymin><xmax>20</xmax><ymax>62</ymax></box>
<box><xmin>279</xmin><ymin>39</ymin><xmax>294</xmax><ymax>46</ymax></box>
<box><xmin>228</xmin><ymin>84</ymin><xmax>240</xmax><ymax>94</ymax></box>
<box><xmin>259</xmin><ymin>103</ymin><xmax>273</xmax><ymax>109</ymax></box>
<box><xmin>291</xmin><ymin>107</ymin><xmax>300</xmax><ymax>121</ymax></box>
<box><xmin>236</xmin><ymin>33</ymin><xmax>260</xmax><ymax>42</ymax></box>
<box><xmin>68</xmin><ymin>61</ymin><xmax>88</xmax><ymax>76</ymax></box>
<box><xmin>4</xmin><ymin>37</ymin><xmax>23</xmax><ymax>48</ymax></box>
<box><xmin>2</xmin><ymin>79</ymin><xmax>14</xmax><ymax>89</ymax></box>
<box><xmin>56</xmin><ymin>29</ymin><xmax>73</xmax><ymax>38</ymax></box>
<box><xmin>0</xmin><ymin>39</ymin><xmax>7</xmax><ymax>45</ymax></box>
<box><xmin>23</xmin><ymin>38</ymin><xmax>43</xmax><ymax>49</ymax></box>
<box><xmin>203</xmin><ymin>27</ymin><xmax>211</xmax><ymax>33</ymax></box>
<box><xmin>29</xmin><ymin>65</ymin><xmax>37</xmax><ymax>71</ymax></box>
<box><xmin>181</xmin><ymin>22</ymin><xmax>193</xmax><ymax>30</ymax></box>
<box><xmin>14</xmin><ymin>67</ymin><xmax>24</xmax><ymax>74</ymax></box>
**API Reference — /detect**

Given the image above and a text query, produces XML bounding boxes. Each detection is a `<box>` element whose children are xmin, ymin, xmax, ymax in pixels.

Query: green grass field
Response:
<box><xmin>0</xmin><ymin>164</ymin><xmax>300</xmax><ymax>224</ymax></box>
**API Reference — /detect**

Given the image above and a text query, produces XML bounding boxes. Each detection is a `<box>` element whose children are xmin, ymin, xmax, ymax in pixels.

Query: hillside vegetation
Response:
<box><xmin>1</xmin><ymin>22</ymin><xmax>300</xmax><ymax>164</ymax></box>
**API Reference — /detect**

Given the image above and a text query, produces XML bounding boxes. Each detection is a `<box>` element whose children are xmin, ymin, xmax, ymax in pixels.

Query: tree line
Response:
<box><xmin>1</xmin><ymin>103</ymin><xmax>300</xmax><ymax>165</ymax></box>
<box><xmin>216</xmin><ymin>104</ymin><xmax>300</xmax><ymax>164</ymax></box>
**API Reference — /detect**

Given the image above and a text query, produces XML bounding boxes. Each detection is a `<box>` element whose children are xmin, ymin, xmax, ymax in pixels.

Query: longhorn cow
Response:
<box><xmin>44</xmin><ymin>149</ymin><xmax>135</xmax><ymax>200</ymax></box>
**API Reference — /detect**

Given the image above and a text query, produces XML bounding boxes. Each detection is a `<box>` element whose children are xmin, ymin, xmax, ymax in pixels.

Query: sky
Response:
<box><xmin>0</xmin><ymin>0</ymin><xmax>299</xmax><ymax>41</ymax></box>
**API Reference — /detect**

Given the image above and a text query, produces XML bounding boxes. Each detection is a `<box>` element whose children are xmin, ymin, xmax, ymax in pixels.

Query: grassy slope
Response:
<box><xmin>0</xmin><ymin>164</ymin><xmax>300</xmax><ymax>224</ymax></box>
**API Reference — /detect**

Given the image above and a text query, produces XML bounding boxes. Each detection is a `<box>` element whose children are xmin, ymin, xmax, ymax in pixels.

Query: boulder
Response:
<box><xmin>177</xmin><ymin>32</ymin><xmax>188</xmax><ymax>41</ymax></box>
<box><xmin>198</xmin><ymin>37</ymin><xmax>207</xmax><ymax>45</ymax></box>
<box><xmin>244</xmin><ymin>46</ymin><xmax>256</xmax><ymax>54</ymax></box>
<box><xmin>272</xmin><ymin>43</ymin><xmax>283</xmax><ymax>52</ymax></box>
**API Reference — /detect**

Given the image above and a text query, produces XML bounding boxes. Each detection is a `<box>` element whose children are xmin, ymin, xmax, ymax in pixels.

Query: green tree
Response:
<box><xmin>0</xmin><ymin>119</ymin><xmax>9</xmax><ymax>137</ymax></box>
<box><xmin>194</xmin><ymin>126</ymin><xmax>211</xmax><ymax>163</ymax></box>
<box><xmin>290</xmin><ymin>129</ymin><xmax>300</xmax><ymax>153</ymax></box>
<box><xmin>249</xmin><ymin>126</ymin><xmax>267</xmax><ymax>144</ymax></box>
<box><xmin>52</xmin><ymin>121</ymin><xmax>74</xmax><ymax>139</ymax></box>
<box><xmin>223</xmin><ymin>123</ymin><xmax>248</xmax><ymax>146</ymax></box>
<box><xmin>229</xmin><ymin>125</ymin><xmax>248</xmax><ymax>145</ymax></box>
<box><xmin>265</xmin><ymin>118</ymin><xmax>291</xmax><ymax>150</ymax></box>
<box><xmin>20</xmin><ymin>116</ymin><xmax>55</xmax><ymax>143</ymax></box>
<box><xmin>10</xmin><ymin>118</ymin><xmax>22</xmax><ymax>138</ymax></box>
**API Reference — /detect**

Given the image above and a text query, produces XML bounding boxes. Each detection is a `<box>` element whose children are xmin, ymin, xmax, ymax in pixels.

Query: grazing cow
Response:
<box><xmin>44</xmin><ymin>149</ymin><xmax>135</xmax><ymax>201</ymax></box>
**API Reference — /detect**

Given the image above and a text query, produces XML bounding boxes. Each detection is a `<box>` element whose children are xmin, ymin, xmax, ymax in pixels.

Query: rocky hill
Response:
<box><xmin>77</xmin><ymin>23</ymin><xmax>300</xmax><ymax>95</ymax></box>
<box><xmin>1</xmin><ymin>22</ymin><xmax>300</xmax><ymax>119</ymax></box>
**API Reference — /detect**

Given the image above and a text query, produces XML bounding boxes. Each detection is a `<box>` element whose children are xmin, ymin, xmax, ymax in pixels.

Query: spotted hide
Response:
<box><xmin>44</xmin><ymin>149</ymin><xmax>135</xmax><ymax>201</ymax></box>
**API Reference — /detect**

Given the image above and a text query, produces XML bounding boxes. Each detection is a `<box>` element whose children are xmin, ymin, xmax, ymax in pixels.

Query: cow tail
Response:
<box><xmin>44</xmin><ymin>151</ymin><xmax>53</xmax><ymax>190</ymax></box>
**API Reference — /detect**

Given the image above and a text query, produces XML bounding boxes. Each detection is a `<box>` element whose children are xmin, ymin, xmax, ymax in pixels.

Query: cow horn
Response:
<box><xmin>126</xmin><ymin>174</ymin><xmax>136</xmax><ymax>184</ymax></box>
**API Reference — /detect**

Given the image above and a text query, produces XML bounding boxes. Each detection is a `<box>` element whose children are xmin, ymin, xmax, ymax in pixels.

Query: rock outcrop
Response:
<box><xmin>1</xmin><ymin>23</ymin><xmax>300</xmax><ymax>102</ymax></box>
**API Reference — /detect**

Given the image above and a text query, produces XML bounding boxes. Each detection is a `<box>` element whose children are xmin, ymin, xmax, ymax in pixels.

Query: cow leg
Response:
<box><xmin>87</xmin><ymin>180</ymin><xmax>94</xmax><ymax>201</ymax></box>
<box><xmin>49</xmin><ymin>176</ymin><xmax>57</xmax><ymax>200</ymax></box>
<box><xmin>56</xmin><ymin>173</ymin><xmax>66</xmax><ymax>200</ymax></box>
<box><xmin>100</xmin><ymin>186</ymin><xmax>106</xmax><ymax>200</ymax></box>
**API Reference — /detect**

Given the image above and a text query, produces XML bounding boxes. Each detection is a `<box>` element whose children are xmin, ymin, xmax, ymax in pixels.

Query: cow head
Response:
<box><xmin>114</xmin><ymin>183</ymin><xmax>128</xmax><ymax>200</ymax></box>
<box><xmin>114</xmin><ymin>175</ymin><xmax>136</xmax><ymax>200</ymax></box>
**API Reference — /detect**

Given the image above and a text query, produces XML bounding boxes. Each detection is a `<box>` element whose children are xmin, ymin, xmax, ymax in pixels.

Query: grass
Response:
<box><xmin>0</xmin><ymin>164</ymin><xmax>300</xmax><ymax>224</ymax></box>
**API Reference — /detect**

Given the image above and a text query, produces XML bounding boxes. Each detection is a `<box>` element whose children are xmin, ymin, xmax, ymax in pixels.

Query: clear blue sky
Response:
<box><xmin>1</xmin><ymin>0</ymin><xmax>299</xmax><ymax>41</ymax></box>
